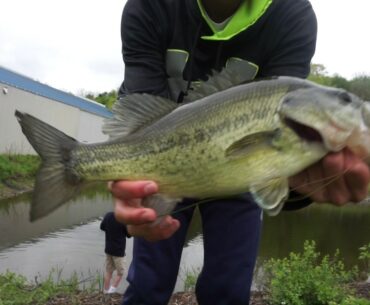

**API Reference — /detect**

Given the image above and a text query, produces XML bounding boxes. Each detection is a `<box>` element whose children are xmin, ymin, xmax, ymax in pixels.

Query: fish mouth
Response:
<box><xmin>284</xmin><ymin>118</ymin><xmax>323</xmax><ymax>143</ymax></box>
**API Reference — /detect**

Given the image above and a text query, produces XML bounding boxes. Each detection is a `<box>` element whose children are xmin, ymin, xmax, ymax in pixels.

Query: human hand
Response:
<box><xmin>110</xmin><ymin>180</ymin><xmax>180</xmax><ymax>242</ymax></box>
<box><xmin>289</xmin><ymin>148</ymin><xmax>370</xmax><ymax>205</ymax></box>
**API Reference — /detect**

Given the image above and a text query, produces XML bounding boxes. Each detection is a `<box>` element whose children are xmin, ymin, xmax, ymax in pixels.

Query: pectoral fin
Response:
<box><xmin>250</xmin><ymin>178</ymin><xmax>288</xmax><ymax>216</ymax></box>
<box><xmin>225</xmin><ymin>129</ymin><xmax>280</xmax><ymax>158</ymax></box>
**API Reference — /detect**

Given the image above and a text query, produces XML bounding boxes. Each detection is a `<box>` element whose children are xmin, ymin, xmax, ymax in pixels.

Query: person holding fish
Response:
<box><xmin>15</xmin><ymin>0</ymin><xmax>370</xmax><ymax>304</ymax></box>
<box><xmin>110</xmin><ymin>0</ymin><xmax>370</xmax><ymax>305</ymax></box>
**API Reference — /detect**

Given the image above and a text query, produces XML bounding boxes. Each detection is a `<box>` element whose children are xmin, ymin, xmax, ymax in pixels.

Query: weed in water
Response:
<box><xmin>180</xmin><ymin>266</ymin><xmax>200</xmax><ymax>292</ymax></box>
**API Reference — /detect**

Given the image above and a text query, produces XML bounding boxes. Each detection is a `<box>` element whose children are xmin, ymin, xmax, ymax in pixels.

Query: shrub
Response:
<box><xmin>262</xmin><ymin>241</ymin><xmax>358</xmax><ymax>305</ymax></box>
<box><xmin>358</xmin><ymin>243</ymin><xmax>370</xmax><ymax>277</ymax></box>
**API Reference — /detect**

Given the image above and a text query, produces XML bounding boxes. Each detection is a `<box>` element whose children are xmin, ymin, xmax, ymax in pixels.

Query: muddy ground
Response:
<box><xmin>44</xmin><ymin>282</ymin><xmax>370</xmax><ymax>305</ymax></box>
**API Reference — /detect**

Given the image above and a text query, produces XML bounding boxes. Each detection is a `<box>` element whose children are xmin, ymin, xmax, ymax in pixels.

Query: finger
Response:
<box><xmin>114</xmin><ymin>199</ymin><xmax>157</xmax><ymax>225</ymax></box>
<box><xmin>111</xmin><ymin>180</ymin><xmax>158</xmax><ymax>199</ymax></box>
<box><xmin>289</xmin><ymin>170</ymin><xmax>310</xmax><ymax>194</ymax></box>
<box><xmin>343</xmin><ymin>151</ymin><xmax>370</xmax><ymax>202</ymax></box>
<box><xmin>127</xmin><ymin>216</ymin><xmax>180</xmax><ymax>242</ymax></box>
<box><xmin>322</xmin><ymin>152</ymin><xmax>349</xmax><ymax>205</ymax></box>
<box><xmin>306</xmin><ymin>161</ymin><xmax>327</xmax><ymax>202</ymax></box>
<box><xmin>289</xmin><ymin>164</ymin><xmax>326</xmax><ymax>201</ymax></box>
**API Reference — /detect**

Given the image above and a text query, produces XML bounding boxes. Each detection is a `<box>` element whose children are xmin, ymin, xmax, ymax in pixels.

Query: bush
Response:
<box><xmin>262</xmin><ymin>241</ymin><xmax>358</xmax><ymax>305</ymax></box>
<box><xmin>359</xmin><ymin>243</ymin><xmax>370</xmax><ymax>277</ymax></box>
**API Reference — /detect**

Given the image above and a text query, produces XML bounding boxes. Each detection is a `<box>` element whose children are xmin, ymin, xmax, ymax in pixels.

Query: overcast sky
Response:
<box><xmin>1</xmin><ymin>0</ymin><xmax>369</xmax><ymax>95</ymax></box>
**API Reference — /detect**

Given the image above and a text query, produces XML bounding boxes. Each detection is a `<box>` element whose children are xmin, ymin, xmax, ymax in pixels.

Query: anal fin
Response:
<box><xmin>142</xmin><ymin>194</ymin><xmax>181</xmax><ymax>225</ymax></box>
<box><xmin>250</xmin><ymin>178</ymin><xmax>289</xmax><ymax>216</ymax></box>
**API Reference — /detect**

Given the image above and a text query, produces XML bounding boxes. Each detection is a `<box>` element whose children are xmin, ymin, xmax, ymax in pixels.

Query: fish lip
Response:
<box><xmin>282</xmin><ymin>116</ymin><xmax>324</xmax><ymax>144</ymax></box>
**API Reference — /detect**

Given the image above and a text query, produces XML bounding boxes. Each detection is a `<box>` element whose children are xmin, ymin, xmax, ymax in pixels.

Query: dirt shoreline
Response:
<box><xmin>0</xmin><ymin>180</ymin><xmax>33</xmax><ymax>201</ymax></box>
<box><xmin>45</xmin><ymin>291</ymin><xmax>265</xmax><ymax>305</ymax></box>
<box><xmin>44</xmin><ymin>284</ymin><xmax>370</xmax><ymax>305</ymax></box>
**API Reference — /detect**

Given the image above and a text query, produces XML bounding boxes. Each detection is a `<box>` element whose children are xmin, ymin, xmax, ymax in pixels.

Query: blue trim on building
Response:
<box><xmin>0</xmin><ymin>66</ymin><xmax>113</xmax><ymax>118</ymax></box>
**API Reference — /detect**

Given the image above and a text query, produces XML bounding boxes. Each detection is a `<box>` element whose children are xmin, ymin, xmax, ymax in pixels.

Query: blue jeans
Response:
<box><xmin>122</xmin><ymin>195</ymin><xmax>262</xmax><ymax>305</ymax></box>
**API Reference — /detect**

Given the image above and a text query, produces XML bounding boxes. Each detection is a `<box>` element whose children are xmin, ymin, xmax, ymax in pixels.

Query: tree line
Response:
<box><xmin>85</xmin><ymin>64</ymin><xmax>370</xmax><ymax>109</ymax></box>
<box><xmin>308</xmin><ymin>64</ymin><xmax>370</xmax><ymax>100</ymax></box>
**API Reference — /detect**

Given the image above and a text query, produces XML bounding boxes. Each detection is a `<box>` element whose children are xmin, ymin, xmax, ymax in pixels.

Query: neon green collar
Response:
<box><xmin>197</xmin><ymin>0</ymin><xmax>273</xmax><ymax>41</ymax></box>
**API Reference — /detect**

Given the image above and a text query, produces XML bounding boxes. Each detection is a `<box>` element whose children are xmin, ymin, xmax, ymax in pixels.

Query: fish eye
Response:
<box><xmin>283</xmin><ymin>96</ymin><xmax>294</xmax><ymax>104</ymax></box>
<box><xmin>339</xmin><ymin>92</ymin><xmax>352</xmax><ymax>104</ymax></box>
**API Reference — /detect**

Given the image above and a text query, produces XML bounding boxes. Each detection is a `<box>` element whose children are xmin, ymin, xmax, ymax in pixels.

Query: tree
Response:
<box><xmin>308</xmin><ymin>64</ymin><xmax>332</xmax><ymax>86</ymax></box>
<box><xmin>309</xmin><ymin>64</ymin><xmax>370</xmax><ymax>99</ymax></box>
<box><xmin>85</xmin><ymin>90</ymin><xmax>118</xmax><ymax>109</ymax></box>
<box><xmin>349</xmin><ymin>75</ymin><xmax>370</xmax><ymax>101</ymax></box>
<box><xmin>330</xmin><ymin>74</ymin><xmax>350</xmax><ymax>91</ymax></box>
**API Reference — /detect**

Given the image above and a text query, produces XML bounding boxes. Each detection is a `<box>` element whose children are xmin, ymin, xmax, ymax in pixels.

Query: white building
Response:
<box><xmin>0</xmin><ymin>66</ymin><xmax>112</xmax><ymax>154</ymax></box>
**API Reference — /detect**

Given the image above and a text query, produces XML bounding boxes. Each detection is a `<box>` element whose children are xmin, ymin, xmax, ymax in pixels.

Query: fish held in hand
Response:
<box><xmin>15</xmin><ymin>70</ymin><xmax>370</xmax><ymax>221</ymax></box>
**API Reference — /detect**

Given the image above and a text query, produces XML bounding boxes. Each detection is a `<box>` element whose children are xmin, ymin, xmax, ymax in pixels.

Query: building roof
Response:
<box><xmin>0</xmin><ymin>66</ymin><xmax>112</xmax><ymax>118</ymax></box>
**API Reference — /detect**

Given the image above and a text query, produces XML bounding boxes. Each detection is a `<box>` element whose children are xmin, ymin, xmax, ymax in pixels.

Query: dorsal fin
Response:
<box><xmin>104</xmin><ymin>63</ymin><xmax>256</xmax><ymax>139</ymax></box>
<box><xmin>103</xmin><ymin>94</ymin><xmax>177</xmax><ymax>139</ymax></box>
<box><xmin>184</xmin><ymin>60</ymin><xmax>258</xmax><ymax>102</ymax></box>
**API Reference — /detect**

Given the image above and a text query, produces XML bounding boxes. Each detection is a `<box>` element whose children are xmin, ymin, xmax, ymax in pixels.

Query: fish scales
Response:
<box><xmin>73</xmin><ymin>82</ymin><xmax>291</xmax><ymax>179</ymax></box>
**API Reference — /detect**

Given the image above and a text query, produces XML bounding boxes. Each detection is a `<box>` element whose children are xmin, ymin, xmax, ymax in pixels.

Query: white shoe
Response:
<box><xmin>107</xmin><ymin>286</ymin><xmax>117</xmax><ymax>294</ymax></box>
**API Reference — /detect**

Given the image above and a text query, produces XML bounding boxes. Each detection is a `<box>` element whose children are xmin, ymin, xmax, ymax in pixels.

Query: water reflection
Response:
<box><xmin>0</xmin><ymin>190</ymin><xmax>369</xmax><ymax>293</ymax></box>
<box><xmin>259</xmin><ymin>204</ymin><xmax>370</xmax><ymax>267</ymax></box>
<box><xmin>0</xmin><ymin>187</ymin><xmax>132</xmax><ymax>292</ymax></box>
<box><xmin>0</xmin><ymin>187</ymin><xmax>113</xmax><ymax>249</ymax></box>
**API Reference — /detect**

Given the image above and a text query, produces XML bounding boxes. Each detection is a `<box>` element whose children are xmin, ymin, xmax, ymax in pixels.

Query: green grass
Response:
<box><xmin>0</xmin><ymin>269</ymin><xmax>103</xmax><ymax>305</ymax></box>
<box><xmin>181</xmin><ymin>267</ymin><xmax>200</xmax><ymax>292</ymax></box>
<box><xmin>0</xmin><ymin>154</ymin><xmax>40</xmax><ymax>182</ymax></box>
<box><xmin>0</xmin><ymin>271</ymin><xmax>78</xmax><ymax>305</ymax></box>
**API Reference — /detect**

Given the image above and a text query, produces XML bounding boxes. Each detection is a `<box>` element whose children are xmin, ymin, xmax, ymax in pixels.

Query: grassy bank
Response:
<box><xmin>0</xmin><ymin>269</ymin><xmax>107</xmax><ymax>305</ymax></box>
<box><xmin>1</xmin><ymin>241</ymin><xmax>369</xmax><ymax>305</ymax></box>
<box><xmin>0</xmin><ymin>154</ymin><xmax>39</xmax><ymax>199</ymax></box>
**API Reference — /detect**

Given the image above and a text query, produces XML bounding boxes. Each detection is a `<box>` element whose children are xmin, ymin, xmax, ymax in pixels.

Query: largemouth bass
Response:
<box><xmin>15</xmin><ymin>71</ymin><xmax>370</xmax><ymax>221</ymax></box>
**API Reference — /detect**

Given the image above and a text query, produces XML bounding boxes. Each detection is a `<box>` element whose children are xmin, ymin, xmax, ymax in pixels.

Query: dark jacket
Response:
<box><xmin>119</xmin><ymin>0</ymin><xmax>317</xmax><ymax>99</ymax></box>
<box><xmin>100</xmin><ymin>212</ymin><xmax>130</xmax><ymax>257</ymax></box>
<box><xmin>119</xmin><ymin>0</ymin><xmax>317</xmax><ymax>209</ymax></box>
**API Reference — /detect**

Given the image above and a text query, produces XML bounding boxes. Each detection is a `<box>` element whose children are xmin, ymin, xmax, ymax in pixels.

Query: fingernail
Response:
<box><xmin>159</xmin><ymin>220</ymin><xmax>170</xmax><ymax>228</ymax></box>
<box><xmin>174</xmin><ymin>220</ymin><xmax>180</xmax><ymax>229</ymax></box>
<box><xmin>144</xmin><ymin>183</ymin><xmax>157</xmax><ymax>195</ymax></box>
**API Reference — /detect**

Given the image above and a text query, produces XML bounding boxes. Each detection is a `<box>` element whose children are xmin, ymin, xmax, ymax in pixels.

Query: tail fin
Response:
<box><xmin>15</xmin><ymin>111</ymin><xmax>82</xmax><ymax>221</ymax></box>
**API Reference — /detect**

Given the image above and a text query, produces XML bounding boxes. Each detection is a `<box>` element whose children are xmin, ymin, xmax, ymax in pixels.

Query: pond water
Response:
<box><xmin>0</xmin><ymin>189</ymin><xmax>369</xmax><ymax>293</ymax></box>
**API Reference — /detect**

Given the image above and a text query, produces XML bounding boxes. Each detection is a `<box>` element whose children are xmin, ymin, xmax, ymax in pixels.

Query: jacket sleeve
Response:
<box><xmin>119</xmin><ymin>0</ymin><xmax>170</xmax><ymax>98</ymax></box>
<box><xmin>259</xmin><ymin>0</ymin><xmax>317</xmax><ymax>78</ymax></box>
<box><xmin>124</xmin><ymin>226</ymin><xmax>132</xmax><ymax>239</ymax></box>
